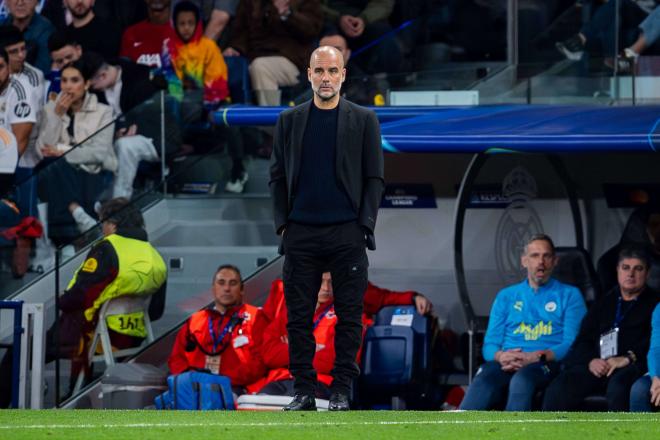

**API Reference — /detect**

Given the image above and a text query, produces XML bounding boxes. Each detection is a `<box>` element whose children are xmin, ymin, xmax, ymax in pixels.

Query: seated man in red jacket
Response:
<box><xmin>254</xmin><ymin>272</ymin><xmax>433</xmax><ymax>398</ymax></box>
<box><xmin>168</xmin><ymin>264</ymin><xmax>266</xmax><ymax>394</ymax></box>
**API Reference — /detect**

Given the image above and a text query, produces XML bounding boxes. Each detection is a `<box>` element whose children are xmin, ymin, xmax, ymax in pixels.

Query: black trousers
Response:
<box><xmin>282</xmin><ymin>221</ymin><xmax>368</xmax><ymax>396</ymax></box>
<box><xmin>542</xmin><ymin>362</ymin><xmax>643</xmax><ymax>411</ymax></box>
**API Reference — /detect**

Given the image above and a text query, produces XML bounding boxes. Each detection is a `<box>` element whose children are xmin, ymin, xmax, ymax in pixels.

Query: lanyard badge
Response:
<box><xmin>599</xmin><ymin>327</ymin><xmax>619</xmax><ymax>359</ymax></box>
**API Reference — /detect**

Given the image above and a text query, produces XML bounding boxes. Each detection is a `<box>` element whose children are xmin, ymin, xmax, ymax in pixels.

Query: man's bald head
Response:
<box><xmin>308</xmin><ymin>45</ymin><xmax>346</xmax><ymax>107</ymax></box>
<box><xmin>310</xmin><ymin>45</ymin><xmax>345</xmax><ymax>70</ymax></box>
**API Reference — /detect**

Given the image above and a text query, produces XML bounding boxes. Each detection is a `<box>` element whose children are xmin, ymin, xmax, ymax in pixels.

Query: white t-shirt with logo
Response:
<box><xmin>11</xmin><ymin>62</ymin><xmax>44</xmax><ymax>168</ymax></box>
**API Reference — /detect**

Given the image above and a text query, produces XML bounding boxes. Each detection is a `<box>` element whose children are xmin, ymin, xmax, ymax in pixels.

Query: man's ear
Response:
<box><xmin>307</xmin><ymin>67</ymin><xmax>312</xmax><ymax>83</ymax></box>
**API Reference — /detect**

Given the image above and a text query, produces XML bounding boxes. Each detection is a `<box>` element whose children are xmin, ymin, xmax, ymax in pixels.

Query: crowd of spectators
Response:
<box><xmin>0</xmin><ymin>0</ymin><xmax>420</xmax><ymax>280</ymax></box>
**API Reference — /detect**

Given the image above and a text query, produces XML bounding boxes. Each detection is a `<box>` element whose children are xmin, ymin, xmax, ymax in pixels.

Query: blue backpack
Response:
<box><xmin>155</xmin><ymin>371</ymin><xmax>235</xmax><ymax>410</ymax></box>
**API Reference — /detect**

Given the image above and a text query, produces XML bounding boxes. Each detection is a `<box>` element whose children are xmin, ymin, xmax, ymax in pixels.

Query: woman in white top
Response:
<box><xmin>36</xmin><ymin>58</ymin><xmax>116</xmax><ymax>245</ymax></box>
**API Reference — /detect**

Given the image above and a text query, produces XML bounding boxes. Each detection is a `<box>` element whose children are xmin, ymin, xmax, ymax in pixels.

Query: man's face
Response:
<box><xmin>212</xmin><ymin>268</ymin><xmax>243</xmax><ymax>309</ymax></box>
<box><xmin>51</xmin><ymin>44</ymin><xmax>82</xmax><ymax>71</ymax></box>
<box><xmin>64</xmin><ymin>0</ymin><xmax>94</xmax><ymax>19</ymax></box>
<box><xmin>308</xmin><ymin>47</ymin><xmax>345</xmax><ymax>102</ymax></box>
<box><xmin>175</xmin><ymin>11</ymin><xmax>197</xmax><ymax>42</ymax></box>
<box><xmin>5</xmin><ymin>0</ymin><xmax>38</xmax><ymax>20</ymax></box>
<box><xmin>319</xmin><ymin>35</ymin><xmax>351</xmax><ymax>64</ymax></box>
<box><xmin>521</xmin><ymin>239</ymin><xmax>557</xmax><ymax>287</ymax></box>
<box><xmin>145</xmin><ymin>0</ymin><xmax>170</xmax><ymax>11</ymax></box>
<box><xmin>0</xmin><ymin>57</ymin><xmax>10</xmax><ymax>92</ymax></box>
<box><xmin>617</xmin><ymin>257</ymin><xmax>649</xmax><ymax>296</ymax></box>
<box><xmin>317</xmin><ymin>272</ymin><xmax>334</xmax><ymax>305</ymax></box>
<box><xmin>90</xmin><ymin>64</ymin><xmax>116</xmax><ymax>91</ymax></box>
<box><xmin>5</xmin><ymin>41</ymin><xmax>26</xmax><ymax>73</ymax></box>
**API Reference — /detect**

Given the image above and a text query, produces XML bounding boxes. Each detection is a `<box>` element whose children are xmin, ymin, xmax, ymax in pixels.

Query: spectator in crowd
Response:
<box><xmin>256</xmin><ymin>272</ymin><xmax>433</xmax><ymax>398</ymax></box>
<box><xmin>224</xmin><ymin>0</ymin><xmax>323</xmax><ymax>106</ymax></box>
<box><xmin>173</xmin><ymin>0</ymin><xmax>239</xmax><ymax>44</ymax></box>
<box><xmin>84</xmin><ymin>52</ymin><xmax>179</xmax><ymax>200</ymax></box>
<box><xmin>543</xmin><ymin>245</ymin><xmax>659</xmax><ymax>411</ymax></box>
<box><xmin>321</xmin><ymin>0</ymin><xmax>402</xmax><ymax>75</ymax></box>
<box><xmin>1</xmin><ymin>0</ymin><xmax>55</xmax><ymax>74</ymax></box>
<box><xmin>120</xmin><ymin>0</ymin><xmax>172</xmax><ymax>69</ymax></box>
<box><xmin>63</xmin><ymin>0</ymin><xmax>121</xmax><ymax>60</ymax></box>
<box><xmin>459</xmin><ymin>234</ymin><xmax>587</xmax><ymax>411</ymax></box>
<box><xmin>556</xmin><ymin>1</ymin><xmax>652</xmax><ymax>65</ymax></box>
<box><xmin>0</xmin><ymin>46</ymin><xmax>37</xmax><ymax>167</ymax></box>
<box><xmin>292</xmin><ymin>30</ymin><xmax>384</xmax><ymax>106</ymax></box>
<box><xmin>162</xmin><ymin>1</ymin><xmax>247</xmax><ymax>193</ymax></box>
<box><xmin>0</xmin><ymin>25</ymin><xmax>44</xmax><ymax>163</ymax></box>
<box><xmin>0</xmin><ymin>46</ymin><xmax>38</xmax><ymax>277</ymax></box>
<box><xmin>162</xmin><ymin>1</ymin><xmax>228</xmax><ymax>108</ymax></box>
<box><xmin>630</xmin><ymin>302</ymin><xmax>660</xmax><ymax>411</ymax></box>
<box><xmin>36</xmin><ymin>58</ymin><xmax>116</xmax><ymax>243</ymax></box>
<box><xmin>168</xmin><ymin>264</ymin><xmax>266</xmax><ymax>395</ymax></box>
<box><xmin>45</xmin><ymin>32</ymin><xmax>82</xmax><ymax>101</ymax></box>
<box><xmin>613</xmin><ymin>7</ymin><xmax>660</xmax><ymax>73</ymax></box>
<box><xmin>0</xmin><ymin>25</ymin><xmax>45</xmax><ymax>275</ymax></box>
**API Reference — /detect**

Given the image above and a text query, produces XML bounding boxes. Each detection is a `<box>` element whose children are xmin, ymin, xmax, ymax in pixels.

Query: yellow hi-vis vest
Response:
<box><xmin>69</xmin><ymin>233</ymin><xmax>167</xmax><ymax>338</ymax></box>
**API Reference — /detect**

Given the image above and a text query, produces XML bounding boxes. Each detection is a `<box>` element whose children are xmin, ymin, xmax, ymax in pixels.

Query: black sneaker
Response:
<box><xmin>556</xmin><ymin>35</ymin><xmax>585</xmax><ymax>61</ymax></box>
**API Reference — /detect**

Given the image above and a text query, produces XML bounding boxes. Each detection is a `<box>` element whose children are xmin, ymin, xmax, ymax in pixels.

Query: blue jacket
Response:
<box><xmin>483</xmin><ymin>278</ymin><xmax>587</xmax><ymax>361</ymax></box>
<box><xmin>649</xmin><ymin>303</ymin><xmax>660</xmax><ymax>377</ymax></box>
<box><xmin>1</xmin><ymin>13</ymin><xmax>55</xmax><ymax>74</ymax></box>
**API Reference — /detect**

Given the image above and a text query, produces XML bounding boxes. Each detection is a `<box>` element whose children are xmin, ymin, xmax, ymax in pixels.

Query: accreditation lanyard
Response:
<box><xmin>313</xmin><ymin>305</ymin><xmax>333</xmax><ymax>330</ymax></box>
<box><xmin>613</xmin><ymin>296</ymin><xmax>637</xmax><ymax>330</ymax></box>
<box><xmin>208</xmin><ymin>312</ymin><xmax>238</xmax><ymax>353</ymax></box>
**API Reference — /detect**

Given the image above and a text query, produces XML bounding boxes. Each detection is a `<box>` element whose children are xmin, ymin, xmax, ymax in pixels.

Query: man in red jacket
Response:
<box><xmin>253</xmin><ymin>272</ymin><xmax>432</xmax><ymax>398</ymax></box>
<box><xmin>168</xmin><ymin>264</ymin><xmax>266</xmax><ymax>394</ymax></box>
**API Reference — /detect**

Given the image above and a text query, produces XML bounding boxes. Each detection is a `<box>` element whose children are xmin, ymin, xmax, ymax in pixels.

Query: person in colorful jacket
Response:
<box><xmin>460</xmin><ymin>234</ymin><xmax>587</xmax><ymax>411</ymax></box>
<box><xmin>45</xmin><ymin>197</ymin><xmax>167</xmax><ymax>385</ymax></box>
<box><xmin>161</xmin><ymin>0</ymin><xmax>228</xmax><ymax>108</ymax></box>
<box><xmin>168</xmin><ymin>264</ymin><xmax>266</xmax><ymax>394</ymax></box>
<box><xmin>254</xmin><ymin>272</ymin><xmax>432</xmax><ymax>398</ymax></box>
<box><xmin>630</xmin><ymin>302</ymin><xmax>660</xmax><ymax>411</ymax></box>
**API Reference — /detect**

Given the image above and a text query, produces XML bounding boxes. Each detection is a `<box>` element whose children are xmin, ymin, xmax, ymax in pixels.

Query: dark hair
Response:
<box><xmin>0</xmin><ymin>48</ymin><xmax>7</xmax><ymax>64</ymax></box>
<box><xmin>99</xmin><ymin>198</ymin><xmax>145</xmax><ymax>229</ymax></box>
<box><xmin>213</xmin><ymin>264</ymin><xmax>243</xmax><ymax>287</ymax></box>
<box><xmin>48</xmin><ymin>32</ymin><xmax>79</xmax><ymax>53</ymax></box>
<box><xmin>61</xmin><ymin>58</ymin><xmax>95</xmax><ymax>81</ymax></box>
<box><xmin>523</xmin><ymin>233</ymin><xmax>555</xmax><ymax>255</ymax></box>
<box><xmin>617</xmin><ymin>244</ymin><xmax>651</xmax><ymax>268</ymax></box>
<box><xmin>0</xmin><ymin>25</ymin><xmax>24</xmax><ymax>49</ymax></box>
<box><xmin>173</xmin><ymin>1</ymin><xmax>200</xmax><ymax>24</ymax></box>
<box><xmin>81</xmin><ymin>51</ymin><xmax>107</xmax><ymax>78</ymax></box>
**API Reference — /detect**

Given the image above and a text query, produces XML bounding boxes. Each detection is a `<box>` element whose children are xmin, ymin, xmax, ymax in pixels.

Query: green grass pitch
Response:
<box><xmin>0</xmin><ymin>410</ymin><xmax>658</xmax><ymax>440</ymax></box>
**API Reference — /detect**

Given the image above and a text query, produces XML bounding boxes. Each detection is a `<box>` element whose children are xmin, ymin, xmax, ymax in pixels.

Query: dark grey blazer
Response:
<box><xmin>269</xmin><ymin>98</ymin><xmax>385</xmax><ymax>248</ymax></box>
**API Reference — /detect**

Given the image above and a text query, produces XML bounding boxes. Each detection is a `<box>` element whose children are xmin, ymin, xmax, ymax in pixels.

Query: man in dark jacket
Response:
<box><xmin>270</xmin><ymin>45</ymin><xmax>384</xmax><ymax>411</ymax></box>
<box><xmin>542</xmin><ymin>245</ymin><xmax>660</xmax><ymax>411</ymax></box>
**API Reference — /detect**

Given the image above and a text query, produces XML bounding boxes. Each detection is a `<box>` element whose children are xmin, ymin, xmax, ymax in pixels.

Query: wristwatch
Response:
<box><xmin>626</xmin><ymin>350</ymin><xmax>637</xmax><ymax>364</ymax></box>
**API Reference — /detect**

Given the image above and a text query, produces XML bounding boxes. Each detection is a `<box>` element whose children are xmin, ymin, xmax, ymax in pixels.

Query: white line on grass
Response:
<box><xmin>0</xmin><ymin>418</ymin><xmax>658</xmax><ymax>430</ymax></box>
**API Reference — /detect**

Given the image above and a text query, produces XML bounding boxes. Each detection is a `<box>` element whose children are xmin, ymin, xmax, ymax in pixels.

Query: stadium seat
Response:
<box><xmin>73</xmin><ymin>294</ymin><xmax>155</xmax><ymax>393</ymax></box>
<box><xmin>359</xmin><ymin>305</ymin><xmax>433</xmax><ymax>409</ymax></box>
<box><xmin>552</xmin><ymin>246</ymin><xmax>602</xmax><ymax>304</ymax></box>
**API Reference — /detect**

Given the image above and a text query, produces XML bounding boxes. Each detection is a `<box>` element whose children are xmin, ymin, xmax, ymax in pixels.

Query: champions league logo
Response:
<box><xmin>494</xmin><ymin>167</ymin><xmax>544</xmax><ymax>285</ymax></box>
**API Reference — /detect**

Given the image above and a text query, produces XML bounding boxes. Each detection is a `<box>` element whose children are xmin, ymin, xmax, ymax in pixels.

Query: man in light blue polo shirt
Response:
<box><xmin>460</xmin><ymin>234</ymin><xmax>587</xmax><ymax>411</ymax></box>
